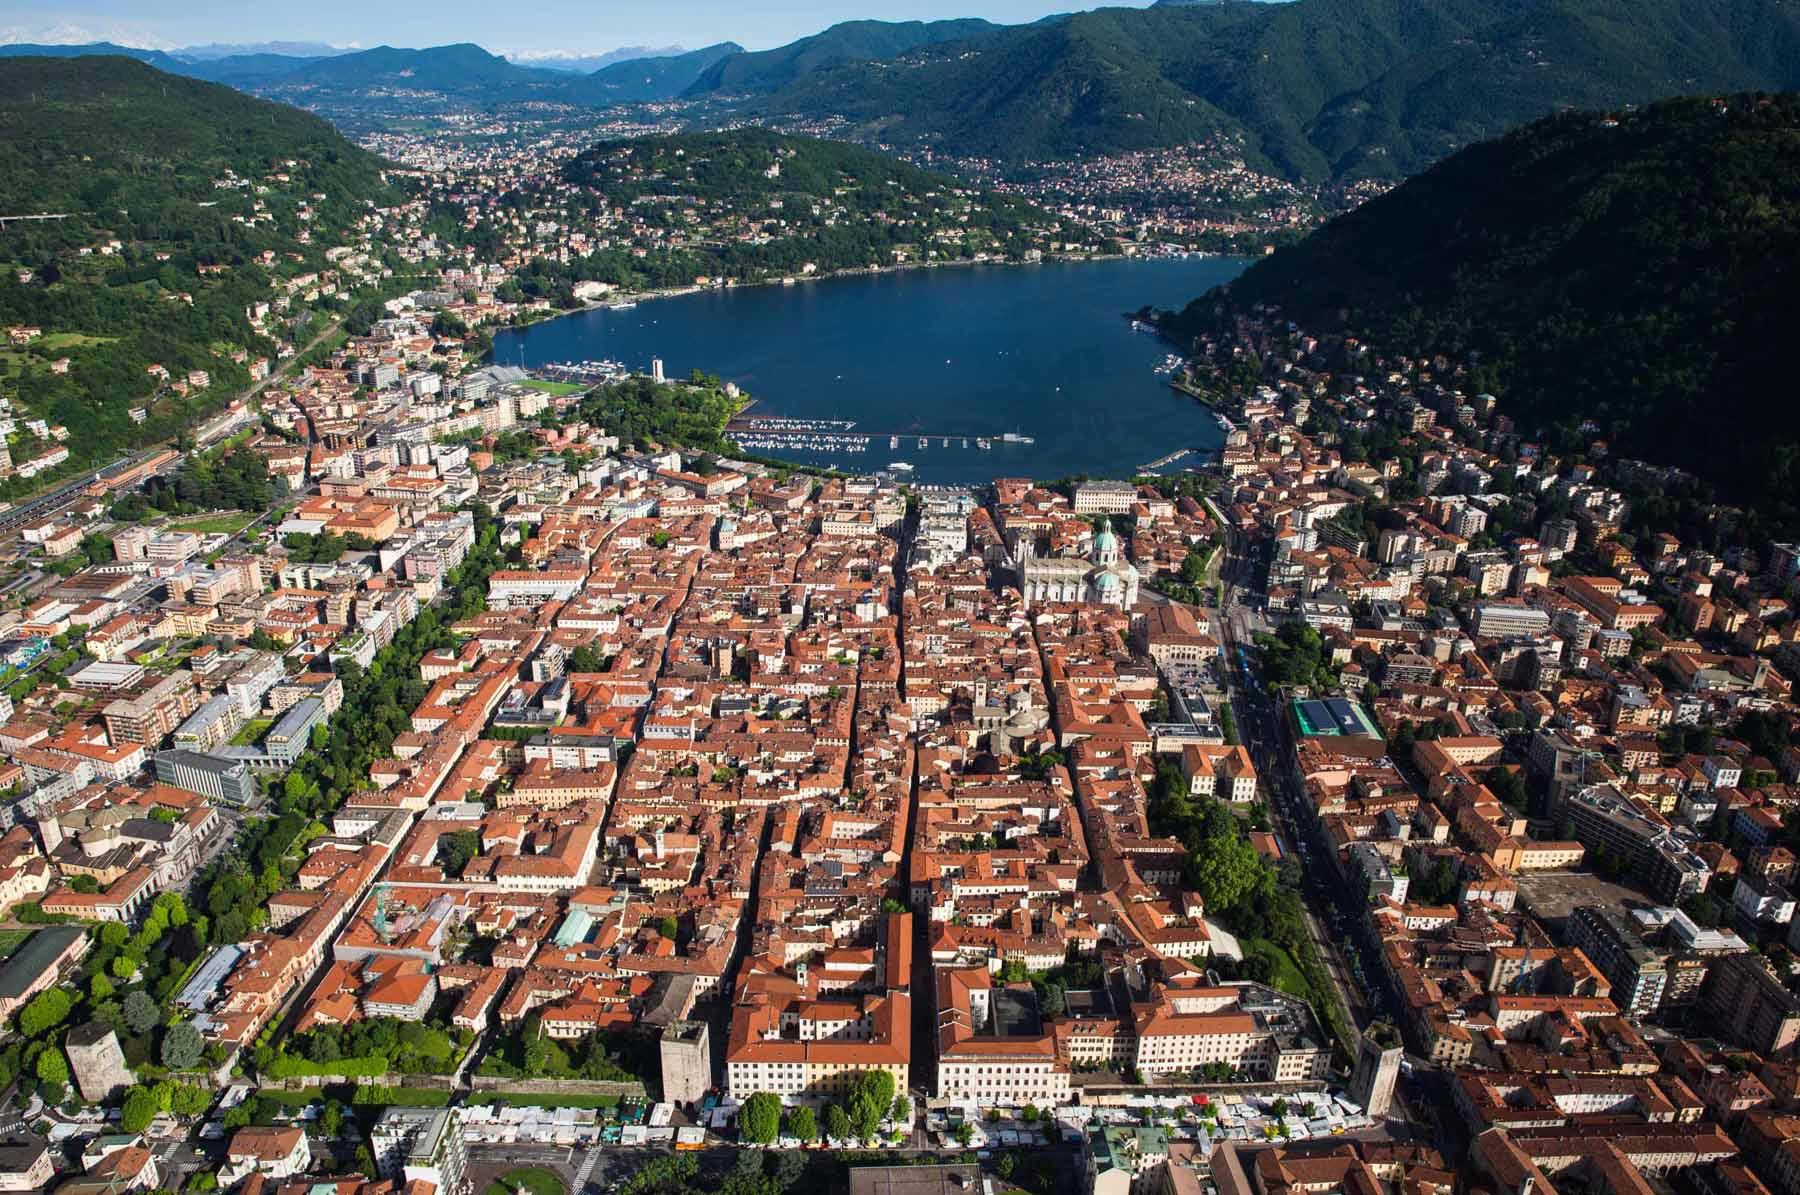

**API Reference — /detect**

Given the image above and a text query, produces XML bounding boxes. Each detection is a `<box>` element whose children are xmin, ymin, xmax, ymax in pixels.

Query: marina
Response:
<box><xmin>534</xmin><ymin>359</ymin><xmax>629</xmax><ymax>385</ymax></box>
<box><xmin>728</xmin><ymin>416</ymin><xmax>1029</xmax><ymax>458</ymax></box>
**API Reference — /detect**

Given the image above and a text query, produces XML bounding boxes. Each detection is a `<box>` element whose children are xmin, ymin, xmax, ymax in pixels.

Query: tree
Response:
<box><xmin>168</xmin><ymin>1083</ymin><xmax>212</xmax><ymax>1116</ymax></box>
<box><xmin>848</xmin><ymin>1089</ymin><xmax>880</xmax><ymax>1141</ymax></box>
<box><xmin>35</xmin><ymin>1047</ymin><xmax>68</xmax><ymax>1088</ymax></box>
<box><xmin>111</xmin><ymin>955</ymin><xmax>138</xmax><ymax>980</ymax></box>
<box><xmin>121</xmin><ymin>1085</ymin><xmax>161</xmax><ymax>1133</ymax></box>
<box><xmin>858</xmin><ymin>1069</ymin><xmax>897</xmax><ymax>1118</ymax></box>
<box><xmin>890</xmin><ymin>1095</ymin><xmax>912</xmax><ymax>1125</ymax></box>
<box><xmin>770</xmin><ymin>1150</ymin><xmax>807</xmax><ymax>1191</ymax></box>
<box><xmin>162</xmin><ymin>1020</ymin><xmax>204</xmax><ymax>1070</ymax></box>
<box><xmin>740</xmin><ymin>1091</ymin><xmax>782</xmax><ymax>1144</ymax></box>
<box><xmin>787</xmin><ymin>1104</ymin><xmax>818</xmax><ymax>1143</ymax></box>
<box><xmin>825</xmin><ymin>1103</ymin><xmax>851</xmax><ymax>1143</ymax></box>
<box><xmin>18</xmin><ymin>988</ymin><xmax>72</xmax><ymax>1038</ymax></box>
<box><xmin>952</xmin><ymin>1120</ymin><xmax>974</xmax><ymax>1146</ymax></box>
<box><xmin>658</xmin><ymin>915</ymin><xmax>679</xmax><ymax>941</ymax></box>
<box><xmin>436</xmin><ymin>829</ymin><xmax>482</xmax><ymax>877</ymax></box>
<box><xmin>90</xmin><ymin>974</ymin><xmax>114</xmax><ymax>1002</ymax></box>
<box><xmin>997</xmin><ymin>1153</ymin><xmax>1017</xmax><ymax>1180</ymax></box>
<box><xmin>123</xmin><ymin>991</ymin><xmax>160</xmax><ymax>1035</ymax></box>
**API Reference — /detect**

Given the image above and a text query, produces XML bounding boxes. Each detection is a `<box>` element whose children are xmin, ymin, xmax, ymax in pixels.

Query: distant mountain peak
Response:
<box><xmin>505</xmin><ymin>45</ymin><xmax>688</xmax><ymax>73</ymax></box>
<box><xmin>0</xmin><ymin>20</ymin><xmax>173</xmax><ymax>50</ymax></box>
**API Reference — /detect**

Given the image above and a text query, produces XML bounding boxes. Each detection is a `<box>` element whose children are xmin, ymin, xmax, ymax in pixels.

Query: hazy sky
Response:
<box><xmin>0</xmin><ymin>1</ymin><xmax>1163</xmax><ymax>55</ymax></box>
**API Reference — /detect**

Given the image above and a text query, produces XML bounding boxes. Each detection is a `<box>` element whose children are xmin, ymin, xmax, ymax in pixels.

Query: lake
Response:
<box><xmin>491</xmin><ymin>256</ymin><xmax>1249</xmax><ymax>485</ymax></box>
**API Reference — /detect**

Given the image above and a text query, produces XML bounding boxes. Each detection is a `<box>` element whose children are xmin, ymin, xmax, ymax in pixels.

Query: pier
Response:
<box><xmin>727</xmin><ymin>416</ymin><xmax>1028</xmax><ymax>457</ymax></box>
<box><xmin>1139</xmin><ymin>447</ymin><xmax>1202</xmax><ymax>471</ymax></box>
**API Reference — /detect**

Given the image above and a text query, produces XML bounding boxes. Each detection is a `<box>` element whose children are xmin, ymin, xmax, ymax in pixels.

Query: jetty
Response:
<box><xmin>728</xmin><ymin>415</ymin><xmax>1025</xmax><ymax>456</ymax></box>
<box><xmin>1139</xmin><ymin>447</ymin><xmax>1201</xmax><ymax>472</ymax></box>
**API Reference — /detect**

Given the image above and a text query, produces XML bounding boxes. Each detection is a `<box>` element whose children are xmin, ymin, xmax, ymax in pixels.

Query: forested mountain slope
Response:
<box><xmin>1169</xmin><ymin>94</ymin><xmax>1800</xmax><ymax>527</ymax></box>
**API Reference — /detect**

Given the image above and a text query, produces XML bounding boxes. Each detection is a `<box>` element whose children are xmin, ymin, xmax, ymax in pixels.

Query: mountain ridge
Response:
<box><xmin>1168</xmin><ymin>92</ymin><xmax>1800</xmax><ymax>530</ymax></box>
<box><xmin>730</xmin><ymin>0</ymin><xmax>1800</xmax><ymax>179</ymax></box>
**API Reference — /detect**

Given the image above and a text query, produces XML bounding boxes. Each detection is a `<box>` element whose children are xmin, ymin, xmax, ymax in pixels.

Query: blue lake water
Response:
<box><xmin>492</xmin><ymin>256</ymin><xmax>1249</xmax><ymax>485</ymax></box>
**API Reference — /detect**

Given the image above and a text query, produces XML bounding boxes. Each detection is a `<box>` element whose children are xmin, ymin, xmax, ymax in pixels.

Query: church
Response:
<box><xmin>1016</xmin><ymin>518</ymin><xmax>1140</xmax><ymax>608</ymax></box>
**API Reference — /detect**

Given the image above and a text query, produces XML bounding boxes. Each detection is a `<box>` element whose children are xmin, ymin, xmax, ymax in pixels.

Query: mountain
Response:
<box><xmin>0</xmin><ymin>40</ymin><xmax>332</xmax><ymax>87</ymax></box>
<box><xmin>0</xmin><ymin>40</ymin><xmax>182</xmax><ymax>69</ymax></box>
<box><xmin>580</xmin><ymin>43</ymin><xmax>744</xmax><ymax>104</ymax></box>
<box><xmin>0</xmin><ymin>56</ymin><xmax>396</xmax><ymax>491</ymax></box>
<box><xmin>734</xmin><ymin>0</ymin><xmax>1800</xmax><ymax>177</ymax></box>
<box><xmin>1168</xmin><ymin>93</ymin><xmax>1800</xmax><ymax>529</ymax></box>
<box><xmin>506</xmin><ymin>46</ymin><xmax>688</xmax><ymax>73</ymax></box>
<box><xmin>180</xmin><ymin>53</ymin><xmax>333</xmax><ymax>86</ymax></box>
<box><xmin>259</xmin><ymin>42</ymin><xmax>566</xmax><ymax>95</ymax></box>
<box><xmin>682</xmin><ymin>19</ymin><xmax>1004</xmax><ymax>96</ymax></box>
<box><xmin>531</xmin><ymin>127</ymin><xmax>1055</xmax><ymax>292</ymax></box>
<box><xmin>175</xmin><ymin>41</ymin><xmax>351</xmax><ymax>60</ymax></box>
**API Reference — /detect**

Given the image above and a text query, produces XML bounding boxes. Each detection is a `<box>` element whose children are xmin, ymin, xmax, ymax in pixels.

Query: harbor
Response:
<box><xmin>533</xmin><ymin>359</ymin><xmax>630</xmax><ymax>385</ymax></box>
<box><xmin>490</xmin><ymin>256</ymin><xmax>1243</xmax><ymax>484</ymax></box>
<box><xmin>726</xmin><ymin>415</ymin><xmax>1034</xmax><ymax>458</ymax></box>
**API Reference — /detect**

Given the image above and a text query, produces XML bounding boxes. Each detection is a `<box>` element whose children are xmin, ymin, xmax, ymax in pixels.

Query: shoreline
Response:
<box><xmin>493</xmin><ymin>249</ymin><xmax>1232</xmax><ymax>346</ymax></box>
<box><xmin>495</xmin><ymin>252</ymin><xmax>1240</xmax><ymax>485</ymax></box>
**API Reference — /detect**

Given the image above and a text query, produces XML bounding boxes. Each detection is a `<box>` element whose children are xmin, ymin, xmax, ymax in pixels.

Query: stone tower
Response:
<box><xmin>65</xmin><ymin>1023</ymin><xmax>134</xmax><ymax>1104</ymax></box>
<box><xmin>659</xmin><ymin>1019</ymin><xmax>711</xmax><ymax>1108</ymax></box>
<box><xmin>1348</xmin><ymin>1023</ymin><xmax>1403</xmax><ymax>1120</ymax></box>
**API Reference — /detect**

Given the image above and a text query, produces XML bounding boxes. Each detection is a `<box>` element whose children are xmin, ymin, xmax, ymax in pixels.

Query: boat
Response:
<box><xmin>1001</xmin><ymin>432</ymin><xmax>1035</xmax><ymax>444</ymax></box>
<box><xmin>976</xmin><ymin>438</ymin><xmax>991</xmax><ymax>450</ymax></box>
<box><xmin>607</xmin><ymin>301</ymin><xmax>638</xmax><ymax>310</ymax></box>
<box><xmin>918</xmin><ymin>438</ymin><xmax>928</xmax><ymax>450</ymax></box>
<box><xmin>890</xmin><ymin>436</ymin><xmax>899</xmax><ymax>449</ymax></box>
<box><xmin>888</xmin><ymin>462</ymin><xmax>915</xmax><ymax>473</ymax></box>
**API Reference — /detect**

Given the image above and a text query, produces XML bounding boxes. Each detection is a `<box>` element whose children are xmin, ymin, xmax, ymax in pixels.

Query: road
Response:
<box><xmin>1207</xmin><ymin>521</ymin><xmax>1367</xmax><ymax>1019</ymax></box>
<box><xmin>0</xmin><ymin>313</ymin><xmax>343</xmax><ymax>537</ymax></box>
<box><xmin>1201</xmin><ymin>506</ymin><xmax>1463</xmax><ymax>1144</ymax></box>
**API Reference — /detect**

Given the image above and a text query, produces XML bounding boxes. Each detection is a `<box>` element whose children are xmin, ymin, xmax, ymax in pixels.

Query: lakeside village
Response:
<box><xmin>368</xmin><ymin>118</ymin><xmax>1342</xmax><ymax>262</ymax></box>
<box><xmin>4</xmin><ymin>153</ymin><xmax>1800</xmax><ymax>1195</ymax></box>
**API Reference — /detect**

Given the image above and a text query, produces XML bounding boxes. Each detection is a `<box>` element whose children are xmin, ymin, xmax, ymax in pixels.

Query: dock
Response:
<box><xmin>1140</xmin><ymin>447</ymin><xmax>1201</xmax><ymax>472</ymax></box>
<box><xmin>728</xmin><ymin>416</ymin><xmax>1025</xmax><ymax>457</ymax></box>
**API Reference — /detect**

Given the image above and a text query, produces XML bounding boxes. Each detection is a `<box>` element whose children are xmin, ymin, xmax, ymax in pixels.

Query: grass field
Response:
<box><xmin>170</xmin><ymin>511</ymin><xmax>259</xmax><ymax>536</ymax></box>
<box><xmin>486</xmin><ymin>1167</ymin><xmax>567</xmax><ymax>1195</ymax></box>
<box><xmin>519</xmin><ymin>379</ymin><xmax>585</xmax><ymax>396</ymax></box>
<box><xmin>231</xmin><ymin>718</ymin><xmax>273</xmax><ymax>747</ymax></box>
<box><xmin>1240</xmin><ymin>937</ymin><xmax>1308</xmax><ymax>999</ymax></box>
<box><xmin>39</xmin><ymin>332</ymin><xmax>116</xmax><ymax>350</ymax></box>
<box><xmin>0</xmin><ymin>929</ymin><xmax>33</xmax><ymax>960</ymax></box>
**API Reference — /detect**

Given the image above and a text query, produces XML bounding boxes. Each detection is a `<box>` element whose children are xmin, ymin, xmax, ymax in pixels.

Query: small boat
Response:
<box><xmin>889</xmin><ymin>462</ymin><xmax>915</xmax><ymax>473</ymax></box>
<box><xmin>607</xmin><ymin>301</ymin><xmax>637</xmax><ymax>310</ymax></box>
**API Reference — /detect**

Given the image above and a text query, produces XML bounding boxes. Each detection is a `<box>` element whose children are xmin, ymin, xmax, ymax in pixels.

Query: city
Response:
<box><xmin>1</xmin><ymin>7</ymin><xmax>1800</xmax><ymax>1195</ymax></box>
